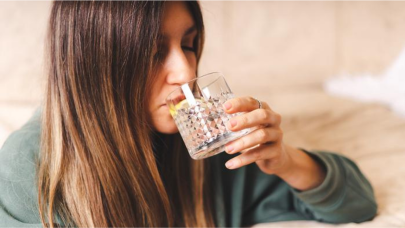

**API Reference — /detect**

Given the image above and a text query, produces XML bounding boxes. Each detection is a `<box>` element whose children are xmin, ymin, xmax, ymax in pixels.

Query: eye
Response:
<box><xmin>153</xmin><ymin>50</ymin><xmax>163</xmax><ymax>59</ymax></box>
<box><xmin>182</xmin><ymin>35</ymin><xmax>197</xmax><ymax>54</ymax></box>
<box><xmin>182</xmin><ymin>46</ymin><xmax>196</xmax><ymax>53</ymax></box>
<box><xmin>153</xmin><ymin>46</ymin><xmax>166</xmax><ymax>61</ymax></box>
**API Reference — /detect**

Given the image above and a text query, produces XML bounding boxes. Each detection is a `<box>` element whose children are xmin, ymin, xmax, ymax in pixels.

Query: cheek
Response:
<box><xmin>150</xmin><ymin>106</ymin><xmax>179</xmax><ymax>134</ymax></box>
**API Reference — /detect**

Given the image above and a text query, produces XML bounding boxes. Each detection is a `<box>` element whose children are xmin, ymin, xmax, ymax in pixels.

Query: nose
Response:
<box><xmin>164</xmin><ymin>47</ymin><xmax>196</xmax><ymax>86</ymax></box>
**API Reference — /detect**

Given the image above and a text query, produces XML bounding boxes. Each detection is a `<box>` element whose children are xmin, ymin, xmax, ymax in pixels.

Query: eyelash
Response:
<box><xmin>154</xmin><ymin>46</ymin><xmax>197</xmax><ymax>59</ymax></box>
<box><xmin>153</xmin><ymin>46</ymin><xmax>196</xmax><ymax>61</ymax></box>
<box><xmin>182</xmin><ymin>46</ymin><xmax>196</xmax><ymax>53</ymax></box>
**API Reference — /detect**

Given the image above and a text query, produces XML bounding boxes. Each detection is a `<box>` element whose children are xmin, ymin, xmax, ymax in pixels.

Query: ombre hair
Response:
<box><xmin>37</xmin><ymin>1</ymin><xmax>213</xmax><ymax>227</ymax></box>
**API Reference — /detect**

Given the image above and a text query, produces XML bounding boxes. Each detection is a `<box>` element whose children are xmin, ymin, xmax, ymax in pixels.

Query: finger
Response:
<box><xmin>225</xmin><ymin>128</ymin><xmax>282</xmax><ymax>154</ymax></box>
<box><xmin>223</xmin><ymin>96</ymin><xmax>269</xmax><ymax>114</ymax></box>
<box><xmin>225</xmin><ymin>143</ymin><xmax>278</xmax><ymax>169</ymax></box>
<box><xmin>227</xmin><ymin>109</ymin><xmax>282</xmax><ymax>132</ymax></box>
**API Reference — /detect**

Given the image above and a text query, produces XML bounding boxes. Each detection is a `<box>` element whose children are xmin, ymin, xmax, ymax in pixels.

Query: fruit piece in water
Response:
<box><xmin>169</xmin><ymin>100</ymin><xmax>187</xmax><ymax>116</ymax></box>
<box><xmin>169</xmin><ymin>99</ymin><xmax>204</xmax><ymax>116</ymax></box>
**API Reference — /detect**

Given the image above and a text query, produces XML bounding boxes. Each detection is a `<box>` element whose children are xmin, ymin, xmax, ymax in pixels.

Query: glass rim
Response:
<box><xmin>165</xmin><ymin>71</ymin><xmax>224</xmax><ymax>101</ymax></box>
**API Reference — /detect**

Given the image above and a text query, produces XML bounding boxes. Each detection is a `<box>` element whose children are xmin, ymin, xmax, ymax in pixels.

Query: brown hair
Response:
<box><xmin>38</xmin><ymin>1</ymin><xmax>214</xmax><ymax>227</ymax></box>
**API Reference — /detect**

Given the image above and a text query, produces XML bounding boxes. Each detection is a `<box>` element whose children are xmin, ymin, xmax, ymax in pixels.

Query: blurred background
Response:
<box><xmin>1</xmin><ymin>1</ymin><xmax>405</xmax><ymax>144</ymax></box>
<box><xmin>201</xmin><ymin>1</ymin><xmax>405</xmax><ymax>95</ymax></box>
<box><xmin>1</xmin><ymin>2</ymin><xmax>405</xmax><ymax>226</ymax></box>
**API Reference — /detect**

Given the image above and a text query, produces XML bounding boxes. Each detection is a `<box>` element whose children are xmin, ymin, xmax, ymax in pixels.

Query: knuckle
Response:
<box><xmin>275</xmin><ymin>113</ymin><xmax>282</xmax><ymax>124</ymax></box>
<box><xmin>249</xmin><ymin>96</ymin><xmax>257</xmax><ymax>106</ymax></box>
<box><xmin>258</xmin><ymin>129</ymin><xmax>268</xmax><ymax>141</ymax></box>
<box><xmin>252</xmin><ymin>150</ymin><xmax>261</xmax><ymax>160</ymax></box>
<box><xmin>278</xmin><ymin>129</ymin><xmax>284</xmax><ymax>140</ymax></box>
<box><xmin>240</xmin><ymin>115</ymin><xmax>249</xmax><ymax>126</ymax></box>
<box><xmin>239</xmin><ymin>137</ymin><xmax>246</xmax><ymax>149</ymax></box>
<box><xmin>234</xmin><ymin>97</ymin><xmax>243</xmax><ymax>107</ymax></box>
<box><xmin>236</xmin><ymin>156</ymin><xmax>244</xmax><ymax>167</ymax></box>
<box><xmin>262</xmin><ymin>110</ymin><xmax>270</xmax><ymax>120</ymax></box>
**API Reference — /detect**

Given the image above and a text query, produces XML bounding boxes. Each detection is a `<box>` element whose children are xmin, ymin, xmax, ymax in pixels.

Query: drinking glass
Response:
<box><xmin>166</xmin><ymin>72</ymin><xmax>254</xmax><ymax>159</ymax></box>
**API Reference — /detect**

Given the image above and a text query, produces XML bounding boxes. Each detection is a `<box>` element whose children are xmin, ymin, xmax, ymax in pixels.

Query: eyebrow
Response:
<box><xmin>183</xmin><ymin>25</ymin><xmax>197</xmax><ymax>37</ymax></box>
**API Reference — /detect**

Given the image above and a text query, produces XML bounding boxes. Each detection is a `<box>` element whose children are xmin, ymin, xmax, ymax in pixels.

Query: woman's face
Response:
<box><xmin>148</xmin><ymin>1</ymin><xmax>198</xmax><ymax>134</ymax></box>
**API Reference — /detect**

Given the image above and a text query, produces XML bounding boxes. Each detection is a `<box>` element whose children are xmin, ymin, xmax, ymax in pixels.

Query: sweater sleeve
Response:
<box><xmin>290</xmin><ymin>150</ymin><xmax>378</xmax><ymax>223</ymax></box>
<box><xmin>0</xmin><ymin>108</ymin><xmax>44</xmax><ymax>227</ymax></box>
<box><xmin>211</xmin><ymin>149</ymin><xmax>377</xmax><ymax>227</ymax></box>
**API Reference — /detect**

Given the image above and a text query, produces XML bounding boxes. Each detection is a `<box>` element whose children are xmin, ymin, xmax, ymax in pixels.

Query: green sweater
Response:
<box><xmin>0</xmin><ymin>108</ymin><xmax>377</xmax><ymax>227</ymax></box>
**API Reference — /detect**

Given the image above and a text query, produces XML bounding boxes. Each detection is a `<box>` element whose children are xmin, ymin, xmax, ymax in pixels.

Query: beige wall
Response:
<box><xmin>199</xmin><ymin>1</ymin><xmax>405</xmax><ymax>97</ymax></box>
<box><xmin>1</xmin><ymin>1</ymin><xmax>405</xmax><ymax>144</ymax></box>
<box><xmin>0</xmin><ymin>1</ymin><xmax>50</xmax><ymax>143</ymax></box>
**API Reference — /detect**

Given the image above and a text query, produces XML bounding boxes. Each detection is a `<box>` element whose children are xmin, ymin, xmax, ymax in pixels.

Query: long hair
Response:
<box><xmin>37</xmin><ymin>1</ymin><xmax>214</xmax><ymax>227</ymax></box>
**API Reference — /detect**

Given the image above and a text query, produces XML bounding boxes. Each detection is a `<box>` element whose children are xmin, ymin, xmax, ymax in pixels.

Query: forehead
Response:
<box><xmin>160</xmin><ymin>1</ymin><xmax>196</xmax><ymax>39</ymax></box>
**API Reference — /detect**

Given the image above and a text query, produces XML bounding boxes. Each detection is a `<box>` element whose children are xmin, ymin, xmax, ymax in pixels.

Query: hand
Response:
<box><xmin>223</xmin><ymin>96</ymin><xmax>326</xmax><ymax>191</ymax></box>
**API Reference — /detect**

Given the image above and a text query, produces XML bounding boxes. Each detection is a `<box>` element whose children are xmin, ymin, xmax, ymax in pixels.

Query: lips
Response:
<box><xmin>165</xmin><ymin>94</ymin><xmax>186</xmax><ymax>107</ymax></box>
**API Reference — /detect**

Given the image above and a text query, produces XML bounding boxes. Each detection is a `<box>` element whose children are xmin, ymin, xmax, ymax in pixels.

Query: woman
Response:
<box><xmin>0</xmin><ymin>1</ymin><xmax>377</xmax><ymax>227</ymax></box>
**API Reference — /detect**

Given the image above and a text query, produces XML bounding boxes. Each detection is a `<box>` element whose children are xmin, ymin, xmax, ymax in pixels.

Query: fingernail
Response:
<box><xmin>230</xmin><ymin>119</ymin><xmax>237</xmax><ymax>127</ymax></box>
<box><xmin>225</xmin><ymin>160</ymin><xmax>234</xmax><ymax>169</ymax></box>
<box><xmin>224</xmin><ymin>102</ymin><xmax>232</xmax><ymax>110</ymax></box>
<box><xmin>226</xmin><ymin>145</ymin><xmax>234</xmax><ymax>153</ymax></box>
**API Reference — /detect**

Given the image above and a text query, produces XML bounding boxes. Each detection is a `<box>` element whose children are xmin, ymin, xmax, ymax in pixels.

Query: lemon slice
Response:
<box><xmin>169</xmin><ymin>100</ymin><xmax>187</xmax><ymax>116</ymax></box>
<box><xmin>169</xmin><ymin>99</ymin><xmax>204</xmax><ymax>116</ymax></box>
<box><xmin>175</xmin><ymin>99</ymin><xmax>190</xmax><ymax>109</ymax></box>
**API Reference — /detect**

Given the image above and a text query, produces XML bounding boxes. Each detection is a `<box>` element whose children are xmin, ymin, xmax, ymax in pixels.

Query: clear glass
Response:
<box><xmin>166</xmin><ymin>72</ymin><xmax>253</xmax><ymax>159</ymax></box>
